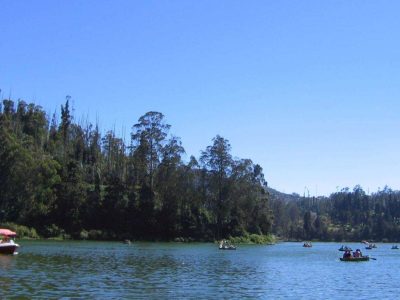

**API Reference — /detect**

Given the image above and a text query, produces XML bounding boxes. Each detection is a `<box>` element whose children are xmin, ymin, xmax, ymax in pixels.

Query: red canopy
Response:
<box><xmin>0</xmin><ymin>229</ymin><xmax>17</xmax><ymax>236</ymax></box>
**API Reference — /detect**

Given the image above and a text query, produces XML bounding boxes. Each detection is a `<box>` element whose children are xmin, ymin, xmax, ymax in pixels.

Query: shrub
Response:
<box><xmin>42</xmin><ymin>224</ymin><xmax>66</xmax><ymax>239</ymax></box>
<box><xmin>228</xmin><ymin>233</ymin><xmax>276</xmax><ymax>244</ymax></box>
<box><xmin>87</xmin><ymin>230</ymin><xmax>103</xmax><ymax>240</ymax></box>
<box><xmin>79</xmin><ymin>230</ymin><xmax>89</xmax><ymax>240</ymax></box>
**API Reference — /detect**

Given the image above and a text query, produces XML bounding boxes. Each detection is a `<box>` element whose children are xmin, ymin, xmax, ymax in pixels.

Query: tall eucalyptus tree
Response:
<box><xmin>201</xmin><ymin>135</ymin><xmax>233</xmax><ymax>239</ymax></box>
<box><xmin>131</xmin><ymin>111</ymin><xmax>171</xmax><ymax>191</ymax></box>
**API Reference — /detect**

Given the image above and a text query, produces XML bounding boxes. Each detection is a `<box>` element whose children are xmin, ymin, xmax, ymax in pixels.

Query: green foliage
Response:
<box><xmin>3</xmin><ymin>97</ymin><xmax>400</xmax><ymax>243</ymax></box>
<box><xmin>79</xmin><ymin>229</ymin><xmax>89</xmax><ymax>240</ymax></box>
<box><xmin>0</xmin><ymin>98</ymin><xmax>273</xmax><ymax>241</ymax></box>
<box><xmin>3</xmin><ymin>96</ymin><xmax>400</xmax><ymax>242</ymax></box>
<box><xmin>87</xmin><ymin>230</ymin><xmax>104</xmax><ymax>240</ymax></box>
<box><xmin>229</xmin><ymin>233</ymin><xmax>276</xmax><ymax>244</ymax></box>
<box><xmin>0</xmin><ymin>222</ymin><xmax>39</xmax><ymax>239</ymax></box>
<box><xmin>41</xmin><ymin>224</ymin><xmax>66</xmax><ymax>239</ymax></box>
<box><xmin>270</xmin><ymin>185</ymin><xmax>400</xmax><ymax>242</ymax></box>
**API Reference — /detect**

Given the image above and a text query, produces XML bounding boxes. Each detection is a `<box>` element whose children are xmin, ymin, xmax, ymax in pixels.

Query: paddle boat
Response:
<box><xmin>340</xmin><ymin>256</ymin><xmax>370</xmax><ymax>262</ymax></box>
<box><xmin>0</xmin><ymin>229</ymin><xmax>20</xmax><ymax>255</ymax></box>
<box><xmin>365</xmin><ymin>243</ymin><xmax>377</xmax><ymax>250</ymax></box>
<box><xmin>340</xmin><ymin>249</ymin><xmax>369</xmax><ymax>262</ymax></box>
<box><xmin>219</xmin><ymin>240</ymin><xmax>236</xmax><ymax>250</ymax></box>
<box><xmin>338</xmin><ymin>245</ymin><xmax>352</xmax><ymax>251</ymax></box>
<box><xmin>391</xmin><ymin>245</ymin><xmax>399</xmax><ymax>250</ymax></box>
<box><xmin>303</xmin><ymin>241</ymin><xmax>312</xmax><ymax>247</ymax></box>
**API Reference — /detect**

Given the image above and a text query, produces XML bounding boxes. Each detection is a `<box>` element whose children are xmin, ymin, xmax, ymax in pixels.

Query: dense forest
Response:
<box><xmin>0</xmin><ymin>97</ymin><xmax>272</xmax><ymax>241</ymax></box>
<box><xmin>1</xmin><ymin>97</ymin><xmax>400</xmax><ymax>242</ymax></box>
<box><xmin>270</xmin><ymin>186</ymin><xmax>400</xmax><ymax>242</ymax></box>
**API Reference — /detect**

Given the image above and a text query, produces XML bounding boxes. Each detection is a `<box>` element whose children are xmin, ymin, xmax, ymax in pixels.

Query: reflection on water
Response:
<box><xmin>0</xmin><ymin>255</ymin><xmax>16</xmax><ymax>294</ymax></box>
<box><xmin>0</xmin><ymin>255</ymin><xmax>15</xmax><ymax>270</ymax></box>
<box><xmin>0</xmin><ymin>241</ymin><xmax>400</xmax><ymax>298</ymax></box>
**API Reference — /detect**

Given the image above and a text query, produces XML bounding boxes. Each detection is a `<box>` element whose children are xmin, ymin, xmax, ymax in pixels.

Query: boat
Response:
<box><xmin>219</xmin><ymin>240</ymin><xmax>236</xmax><ymax>250</ymax></box>
<box><xmin>340</xmin><ymin>256</ymin><xmax>370</xmax><ymax>262</ymax></box>
<box><xmin>391</xmin><ymin>245</ymin><xmax>399</xmax><ymax>250</ymax></box>
<box><xmin>338</xmin><ymin>245</ymin><xmax>352</xmax><ymax>251</ymax></box>
<box><xmin>0</xmin><ymin>229</ymin><xmax>20</xmax><ymax>255</ymax></box>
<box><xmin>219</xmin><ymin>244</ymin><xmax>236</xmax><ymax>250</ymax></box>
<box><xmin>303</xmin><ymin>242</ymin><xmax>312</xmax><ymax>247</ymax></box>
<box><xmin>365</xmin><ymin>243</ymin><xmax>377</xmax><ymax>250</ymax></box>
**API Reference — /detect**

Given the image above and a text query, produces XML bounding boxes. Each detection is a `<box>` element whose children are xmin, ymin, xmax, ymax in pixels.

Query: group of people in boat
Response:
<box><xmin>303</xmin><ymin>241</ymin><xmax>312</xmax><ymax>247</ymax></box>
<box><xmin>219</xmin><ymin>240</ymin><xmax>236</xmax><ymax>250</ymax></box>
<box><xmin>0</xmin><ymin>236</ymin><xmax>10</xmax><ymax>243</ymax></box>
<box><xmin>343</xmin><ymin>248</ymin><xmax>363</xmax><ymax>259</ymax></box>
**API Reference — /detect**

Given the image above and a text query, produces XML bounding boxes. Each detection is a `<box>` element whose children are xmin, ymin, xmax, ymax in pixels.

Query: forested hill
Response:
<box><xmin>0</xmin><ymin>98</ymin><xmax>272</xmax><ymax>240</ymax></box>
<box><xmin>270</xmin><ymin>186</ymin><xmax>400</xmax><ymax>242</ymax></box>
<box><xmin>267</xmin><ymin>187</ymin><xmax>302</xmax><ymax>202</ymax></box>
<box><xmin>1</xmin><ymin>98</ymin><xmax>400</xmax><ymax>242</ymax></box>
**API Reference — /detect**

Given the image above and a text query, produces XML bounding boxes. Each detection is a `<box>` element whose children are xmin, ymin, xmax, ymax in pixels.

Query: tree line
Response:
<box><xmin>270</xmin><ymin>185</ymin><xmax>400</xmax><ymax>242</ymax></box>
<box><xmin>2</xmin><ymin>97</ymin><xmax>399</xmax><ymax>242</ymax></box>
<box><xmin>0</xmin><ymin>98</ymin><xmax>272</xmax><ymax>241</ymax></box>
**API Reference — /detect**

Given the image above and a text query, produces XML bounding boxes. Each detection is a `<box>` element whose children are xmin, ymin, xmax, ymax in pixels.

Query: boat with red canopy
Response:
<box><xmin>0</xmin><ymin>229</ymin><xmax>20</xmax><ymax>255</ymax></box>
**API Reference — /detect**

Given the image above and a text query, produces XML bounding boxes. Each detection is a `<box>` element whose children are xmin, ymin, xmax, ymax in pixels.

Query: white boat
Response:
<box><xmin>0</xmin><ymin>229</ymin><xmax>20</xmax><ymax>255</ymax></box>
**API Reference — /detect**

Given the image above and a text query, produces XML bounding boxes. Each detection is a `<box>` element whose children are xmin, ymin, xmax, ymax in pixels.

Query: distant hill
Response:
<box><xmin>267</xmin><ymin>187</ymin><xmax>302</xmax><ymax>202</ymax></box>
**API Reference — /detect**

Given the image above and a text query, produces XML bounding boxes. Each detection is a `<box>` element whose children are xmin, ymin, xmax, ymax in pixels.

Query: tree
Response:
<box><xmin>59</xmin><ymin>97</ymin><xmax>72</xmax><ymax>158</ymax></box>
<box><xmin>129</xmin><ymin>112</ymin><xmax>172</xmax><ymax>238</ymax></box>
<box><xmin>102</xmin><ymin>130</ymin><xmax>126</xmax><ymax>179</ymax></box>
<box><xmin>53</xmin><ymin>160</ymin><xmax>86</xmax><ymax>233</ymax></box>
<box><xmin>201</xmin><ymin>135</ymin><xmax>233</xmax><ymax>239</ymax></box>
<box><xmin>156</xmin><ymin>136</ymin><xmax>185</xmax><ymax>238</ymax></box>
<box><xmin>131</xmin><ymin>111</ymin><xmax>171</xmax><ymax>190</ymax></box>
<box><xmin>303</xmin><ymin>211</ymin><xmax>314</xmax><ymax>240</ymax></box>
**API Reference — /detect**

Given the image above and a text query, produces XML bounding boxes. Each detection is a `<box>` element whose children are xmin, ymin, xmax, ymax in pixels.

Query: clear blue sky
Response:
<box><xmin>1</xmin><ymin>0</ymin><xmax>399</xmax><ymax>196</ymax></box>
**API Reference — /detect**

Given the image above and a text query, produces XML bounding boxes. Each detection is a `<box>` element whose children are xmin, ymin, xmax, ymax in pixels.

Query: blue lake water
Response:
<box><xmin>0</xmin><ymin>241</ymin><xmax>399</xmax><ymax>299</ymax></box>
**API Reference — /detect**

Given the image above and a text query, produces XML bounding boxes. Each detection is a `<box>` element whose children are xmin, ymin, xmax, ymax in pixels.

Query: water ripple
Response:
<box><xmin>1</xmin><ymin>241</ymin><xmax>400</xmax><ymax>299</ymax></box>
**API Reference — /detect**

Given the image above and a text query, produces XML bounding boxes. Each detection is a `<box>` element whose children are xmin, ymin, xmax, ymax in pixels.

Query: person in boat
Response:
<box><xmin>220</xmin><ymin>240</ymin><xmax>229</xmax><ymax>249</ymax></box>
<box><xmin>353</xmin><ymin>249</ymin><xmax>361</xmax><ymax>258</ymax></box>
<box><xmin>343</xmin><ymin>250</ymin><xmax>352</xmax><ymax>259</ymax></box>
